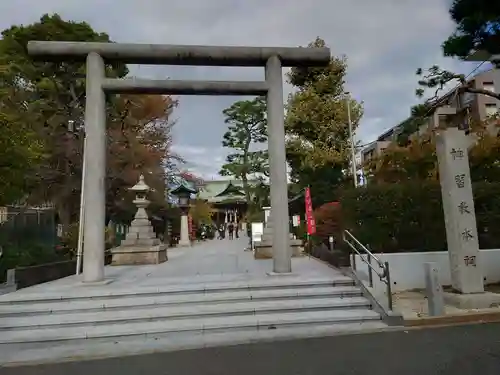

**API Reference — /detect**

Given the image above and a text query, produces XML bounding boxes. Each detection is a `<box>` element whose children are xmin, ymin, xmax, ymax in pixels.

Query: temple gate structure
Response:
<box><xmin>27</xmin><ymin>41</ymin><xmax>331</xmax><ymax>282</ymax></box>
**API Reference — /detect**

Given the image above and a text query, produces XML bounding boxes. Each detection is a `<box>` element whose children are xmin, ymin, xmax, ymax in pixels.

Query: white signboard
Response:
<box><xmin>251</xmin><ymin>222</ymin><xmax>264</xmax><ymax>249</ymax></box>
<box><xmin>292</xmin><ymin>215</ymin><xmax>300</xmax><ymax>227</ymax></box>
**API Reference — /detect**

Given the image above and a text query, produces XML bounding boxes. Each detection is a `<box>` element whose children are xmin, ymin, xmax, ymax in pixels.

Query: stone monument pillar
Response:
<box><xmin>436</xmin><ymin>128</ymin><xmax>500</xmax><ymax>308</ymax></box>
<box><xmin>111</xmin><ymin>175</ymin><xmax>167</xmax><ymax>265</ymax></box>
<box><xmin>436</xmin><ymin>128</ymin><xmax>483</xmax><ymax>293</ymax></box>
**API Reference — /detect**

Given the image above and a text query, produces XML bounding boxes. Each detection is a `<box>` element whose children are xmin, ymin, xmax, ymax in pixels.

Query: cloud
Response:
<box><xmin>0</xmin><ymin>0</ymin><xmax>479</xmax><ymax>175</ymax></box>
<box><xmin>171</xmin><ymin>144</ymin><xmax>228</xmax><ymax>180</ymax></box>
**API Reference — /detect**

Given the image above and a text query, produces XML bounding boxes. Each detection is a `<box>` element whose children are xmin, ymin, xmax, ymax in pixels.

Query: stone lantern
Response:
<box><xmin>171</xmin><ymin>182</ymin><xmax>197</xmax><ymax>247</ymax></box>
<box><xmin>111</xmin><ymin>175</ymin><xmax>167</xmax><ymax>265</ymax></box>
<box><xmin>131</xmin><ymin>174</ymin><xmax>150</xmax><ymax>213</ymax></box>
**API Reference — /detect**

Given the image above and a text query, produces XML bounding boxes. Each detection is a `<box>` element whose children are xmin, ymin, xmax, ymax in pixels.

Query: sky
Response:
<box><xmin>0</xmin><ymin>0</ymin><xmax>486</xmax><ymax>179</ymax></box>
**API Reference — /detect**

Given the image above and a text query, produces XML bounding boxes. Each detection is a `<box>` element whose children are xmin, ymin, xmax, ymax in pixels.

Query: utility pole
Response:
<box><xmin>346</xmin><ymin>92</ymin><xmax>358</xmax><ymax>188</ymax></box>
<box><xmin>76</xmin><ymin>133</ymin><xmax>86</xmax><ymax>275</ymax></box>
<box><xmin>68</xmin><ymin>120</ymin><xmax>86</xmax><ymax>276</ymax></box>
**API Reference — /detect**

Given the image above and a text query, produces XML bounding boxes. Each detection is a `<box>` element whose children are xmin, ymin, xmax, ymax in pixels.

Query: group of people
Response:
<box><xmin>217</xmin><ymin>221</ymin><xmax>239</xmax><ymax>240</ymax></box>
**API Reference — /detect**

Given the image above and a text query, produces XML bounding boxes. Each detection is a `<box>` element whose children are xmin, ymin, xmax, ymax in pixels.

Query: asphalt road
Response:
<box><xmin>3</xmin><ymin>323</ymin><xmax>500</xmax><ymax>375</ymax></box>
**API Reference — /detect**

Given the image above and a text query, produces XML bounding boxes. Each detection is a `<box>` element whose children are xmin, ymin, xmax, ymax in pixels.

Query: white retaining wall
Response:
<box><xmin>354</xmin><ymin>249</ymin><xmax>500</xmax><ymax>292</ymax></box>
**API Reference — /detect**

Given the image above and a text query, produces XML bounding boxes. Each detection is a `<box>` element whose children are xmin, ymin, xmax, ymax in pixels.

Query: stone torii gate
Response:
<box><xmin>27</xmin><ymin>41</ymin><xmax>330</xmax><ymax>283</ymax></box>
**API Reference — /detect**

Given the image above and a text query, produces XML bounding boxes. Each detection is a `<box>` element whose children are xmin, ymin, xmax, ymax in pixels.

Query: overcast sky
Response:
<box><xmin>0</xmin><ymin>0</ymin><xmax>487</xmax><ymax>179</ymax></box>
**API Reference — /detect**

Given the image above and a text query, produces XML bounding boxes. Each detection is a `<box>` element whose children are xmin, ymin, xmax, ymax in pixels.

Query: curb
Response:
<box><xmin>404</xmin><ymin>310</ymin><xmax>500</xmax><ymax>327</ymax></box>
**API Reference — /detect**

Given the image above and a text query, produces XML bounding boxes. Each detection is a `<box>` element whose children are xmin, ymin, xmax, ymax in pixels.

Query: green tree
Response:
<box><xmin>0</xmin><ymin>46</ymin><xmax>45</xmax><ymax>204</ymax></box>
<box><xmin>0</xmin><ymin>112</ymin><xmax>44</xmax><ymax>205</ymax></box>
<box><xmin>0</xmin><ymin>14</ymin><xmax>177</xmax><ymax>229</ymax></box>
<box><xmin>219</xmin><ymin>96</ymin><xmax>268</xmax><ymax>204</ymax></box>
<box><xmin>442</xmin><ymin>0</ymin><xmax>500</xmax><ymax>59</ymax></box>
<box><xmin>285</xmin><ymin>37</ymin><xmax>363</xmax><ymax>206</ymax></box>
<box><xmin>416</xmin><ymin>1</ymin><xmax>500</xmax><ymax>103</ymax></box>
<box><xmin>189</xmin><ymin>198</ymin><xmax>214</xmax><ymax>227</ymax></box>
<box><xmin>0</xmin><ymin>14</ymin><xmax>127</xmax><ymax>224</ymax></box>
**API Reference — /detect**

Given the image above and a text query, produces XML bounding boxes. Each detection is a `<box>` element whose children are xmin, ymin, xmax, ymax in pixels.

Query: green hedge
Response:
<box><xmin>337</xmin><ymin>182</ymin><xmax>500</xmax><ymax>253</ymax></box>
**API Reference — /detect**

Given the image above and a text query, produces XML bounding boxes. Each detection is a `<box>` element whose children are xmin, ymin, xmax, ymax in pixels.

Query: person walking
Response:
<box><xmin>218</xmin><ymin>223</ymin><xmax>225</xmax><ymax>240</ymax></box>
<box><xmin>235</xmin><ymin>221</ymin><xmax>239</xmax><ymax>238</ymax></box>
<box><xmin>227</xmin><ymin>221</ymin><xmax>234</xmax><ymax>240</ymax></box>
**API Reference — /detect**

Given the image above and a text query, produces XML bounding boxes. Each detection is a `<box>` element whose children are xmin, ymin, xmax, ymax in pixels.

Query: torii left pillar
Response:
<box><xmin>82</xmin><ymin>52</ymin><xmax>107</xmax><ymax>283</ymax></box>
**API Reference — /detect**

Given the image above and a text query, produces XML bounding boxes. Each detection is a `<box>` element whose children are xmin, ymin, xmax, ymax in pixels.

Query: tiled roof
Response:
<box><xmin>197</xmin><ymin>179</ymin><xmax>259</xmax><ymax>200</ymax></box>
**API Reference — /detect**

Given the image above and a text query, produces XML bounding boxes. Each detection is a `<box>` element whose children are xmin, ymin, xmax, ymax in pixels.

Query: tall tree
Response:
<box><xmin>0</xmin><ymin>14</ymin><xmax>127</xmax><ymax>224</ymax></box>
<box><xmin>219</xmin><ymin>96</ymin><xmax>268</xmax><ymax>204</ymax></box>
<box><xmin>285</xmin><ymin>37</ymin><xmax>363</xmax><ymax>206</ymax></box>
<box><xmin>0</xmin><ymin>45</ymin><xmax>45</xmax><ymax>204</ymax></box>
<box><xmin>106</xmin><ymin>94</ymin><xmax>179</xmax><ymax>222</ymax></box>
<box><xmin>0</xmin><ymin>14</ymin><xmax>178</xmax><ymax>228</ymax></box>
<box><xmin>0</xmin><ymin>112</ymin><xmax>44</xmax><ymax>205</ymax></box>
<box><xmin>416</xmin><ymin>1</ymin><xmax>500</xmax><ymax>104</ymax></box>
<box><xmin>442</xmin><ymin>0</ymin><xmax>500</xmax><ymax>59</ymax></box>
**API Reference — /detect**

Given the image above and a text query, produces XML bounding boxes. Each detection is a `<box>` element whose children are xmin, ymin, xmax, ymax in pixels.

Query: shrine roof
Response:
<box><xmin>198</xmin><ymin>179</ymin><xmax>260</xmax><ymax>201</ymax></box>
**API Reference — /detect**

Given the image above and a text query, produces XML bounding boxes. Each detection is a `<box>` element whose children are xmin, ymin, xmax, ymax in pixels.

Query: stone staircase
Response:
<box><xmin>0</xmin><ymin>275</ymin><xmax>386</xmax><ymax>364</ymax></box>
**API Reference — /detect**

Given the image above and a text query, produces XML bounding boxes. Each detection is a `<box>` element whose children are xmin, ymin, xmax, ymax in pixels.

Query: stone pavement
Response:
<box><xmin>4</xmin><ymin>236</ymin><xmax>340</xmax><ymax>298</ymax></box>
<box><xmin>4</xmin><ymin>322</ymin><xmax>500</xmax><ymax>374</ymax></box>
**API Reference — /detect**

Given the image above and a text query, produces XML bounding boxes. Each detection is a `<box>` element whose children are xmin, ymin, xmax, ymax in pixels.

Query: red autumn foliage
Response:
<box><xmin>179</xmin><ymin>171</ymin><xmax>205</xmax><ymax>189</ymax></box>
<box><xmin>105</xmin><ymin>94</ymin><xmax>179</xmax><ymax>218</ymax></box>
<box><xmin>313</xmin><ymin>201</ymin><xmax>343</xmax><ymax>239</ymax></box>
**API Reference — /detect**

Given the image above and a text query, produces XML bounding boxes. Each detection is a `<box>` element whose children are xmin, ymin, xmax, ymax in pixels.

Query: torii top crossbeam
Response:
<box><xmin>27</xmin><ymin>41</ymin><xmax>331</xmax><ymax>67</ymax></box>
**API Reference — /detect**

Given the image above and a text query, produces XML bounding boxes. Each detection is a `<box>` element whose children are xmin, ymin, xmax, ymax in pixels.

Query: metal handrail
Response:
<box><xmin>344</xmin><ymin>230</ymin><xmax>384</xmax><ymax>270</ymax></box>
<box><xmin>344</xmin><ymin>239</ymin><xmax>386</xmax><ymax>280</ymax></box>
<box><xmin>342</xmin><ymin>230</ymin><xmax>393</xmax><ymax>311</ymax></box>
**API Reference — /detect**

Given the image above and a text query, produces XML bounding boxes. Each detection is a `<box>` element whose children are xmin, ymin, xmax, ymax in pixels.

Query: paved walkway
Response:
<box><xmin>4</xmin><ymin>237</ymin><xmax>343</xmax><ymax>298</ymax></box>
<box><xmin>5</xmin><ymin>322</ymin><xmax>500</xmax><ymax>374</ymax></box>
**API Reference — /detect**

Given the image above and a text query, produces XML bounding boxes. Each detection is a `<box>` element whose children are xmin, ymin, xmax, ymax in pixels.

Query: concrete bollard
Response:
<box><xmin>424</xmin><ymin>262</ymin><xmax>445</xmax><ymax>316</ymax></box>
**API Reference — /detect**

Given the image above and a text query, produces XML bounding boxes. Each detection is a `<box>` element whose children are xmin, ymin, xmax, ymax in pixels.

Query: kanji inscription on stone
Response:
<box><xmin>458</xmin><ymin>201</ymin><xmax>470</xmax><ymax>214</ymax></box>
<box><xmin>461</xmin><ymin>228</ymin><xmax>474</xmax><ymax>242</ymax></box>
<box><xmin>454</xmin><ymin>174</ymin><xmax>466</xmax><ymax>188</ymax></box>
<box><xmin>450</xmin><ymin>148</ymin><xmax>464</xmax><ymax>160</ymax></box>
<box><xmin>464</xmin><ymin>255</ymin><xmax>477</xmax><ymax>267</ymax></box>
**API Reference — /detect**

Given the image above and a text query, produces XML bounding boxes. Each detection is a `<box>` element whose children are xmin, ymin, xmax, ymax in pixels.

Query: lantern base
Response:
<box><xmin>111</xmin><ymin>244</ymin><xmax>167</xmax><ymax>265</ymax></box>
<box><xmin>178</xmin><ymin>239</ymin><xmax>192</xmax><ymax>247</ymax></box>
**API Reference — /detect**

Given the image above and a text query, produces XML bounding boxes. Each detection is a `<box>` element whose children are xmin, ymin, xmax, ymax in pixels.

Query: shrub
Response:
<box><xmin>312</xmin><ymin>201</ymin><xmax>343</xmax><ymax>247</ymax></box>
<box><xmin>337</xmin><ymin>181</ymin><xmax>500</xmax><ymax>253</ymax></box>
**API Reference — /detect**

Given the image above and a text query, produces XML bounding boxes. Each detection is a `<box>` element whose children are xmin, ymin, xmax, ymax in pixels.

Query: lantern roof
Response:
<box><xmin>129</xmin><ymin>175</ymin><xmax>150</xmax><ymax>193</ymax></box>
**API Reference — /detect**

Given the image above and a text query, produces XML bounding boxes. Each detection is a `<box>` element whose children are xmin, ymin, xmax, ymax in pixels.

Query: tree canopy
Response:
<box><xmin>416</xmin><ymin>1</ymin><xmax>500</xmax><ymax>105</ymax></box>
<box><xmin>219</xmin><ymin>96</ymin><xmax>268</xmax><ymax>205</ymax></box>
<box><xmin>0</xmin><ymin>14</ymin><xmax>178</xmax><ymax>226</ymax></box>
<box><xmin>285</xmin><ymin>37</ymin><xmax>363</xmax><ymax>207</ymax></box>
<box><xmin>442</xmin><ymin>0</ymin><xmax>500</xmax><ymax>59</ymax></box>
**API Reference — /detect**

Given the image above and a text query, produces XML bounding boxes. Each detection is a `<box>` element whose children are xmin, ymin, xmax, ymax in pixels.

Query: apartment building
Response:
<box><xmin>361</xmin><ymin>68</ymin><xmax>500</xmax><ymax>163</ymax></box>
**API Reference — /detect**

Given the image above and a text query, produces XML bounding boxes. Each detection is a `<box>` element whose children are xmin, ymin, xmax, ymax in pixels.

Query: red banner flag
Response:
<box><xmin>305</xmin><ymin>187</ymin><xmax>316</xmax><ymax>235</ymax></box>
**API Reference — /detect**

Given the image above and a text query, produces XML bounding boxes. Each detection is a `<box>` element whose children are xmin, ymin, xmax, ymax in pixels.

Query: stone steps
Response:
<box><xmin>0</xmin><ymin>296</ymin><xmax>371</xmax><ymax>330</ymax></box>
<box><xmin>0</xmin><ymin>286</ymin><xmax>362</xmax><ymax>317</ymax></box>
<box><xmin>0</xmin><ymin>277</ymin><xmax>355</xmax><ymax>304</ymax></box>
<box><xmin>0</xmin><ymin>309</ymin><xmax>381</xmax><ymax>345</ymax></box>
<box><xmin>0</xmin><ymin>275</ymin><xmax>385</xmax><ymax>363</ymax></box>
